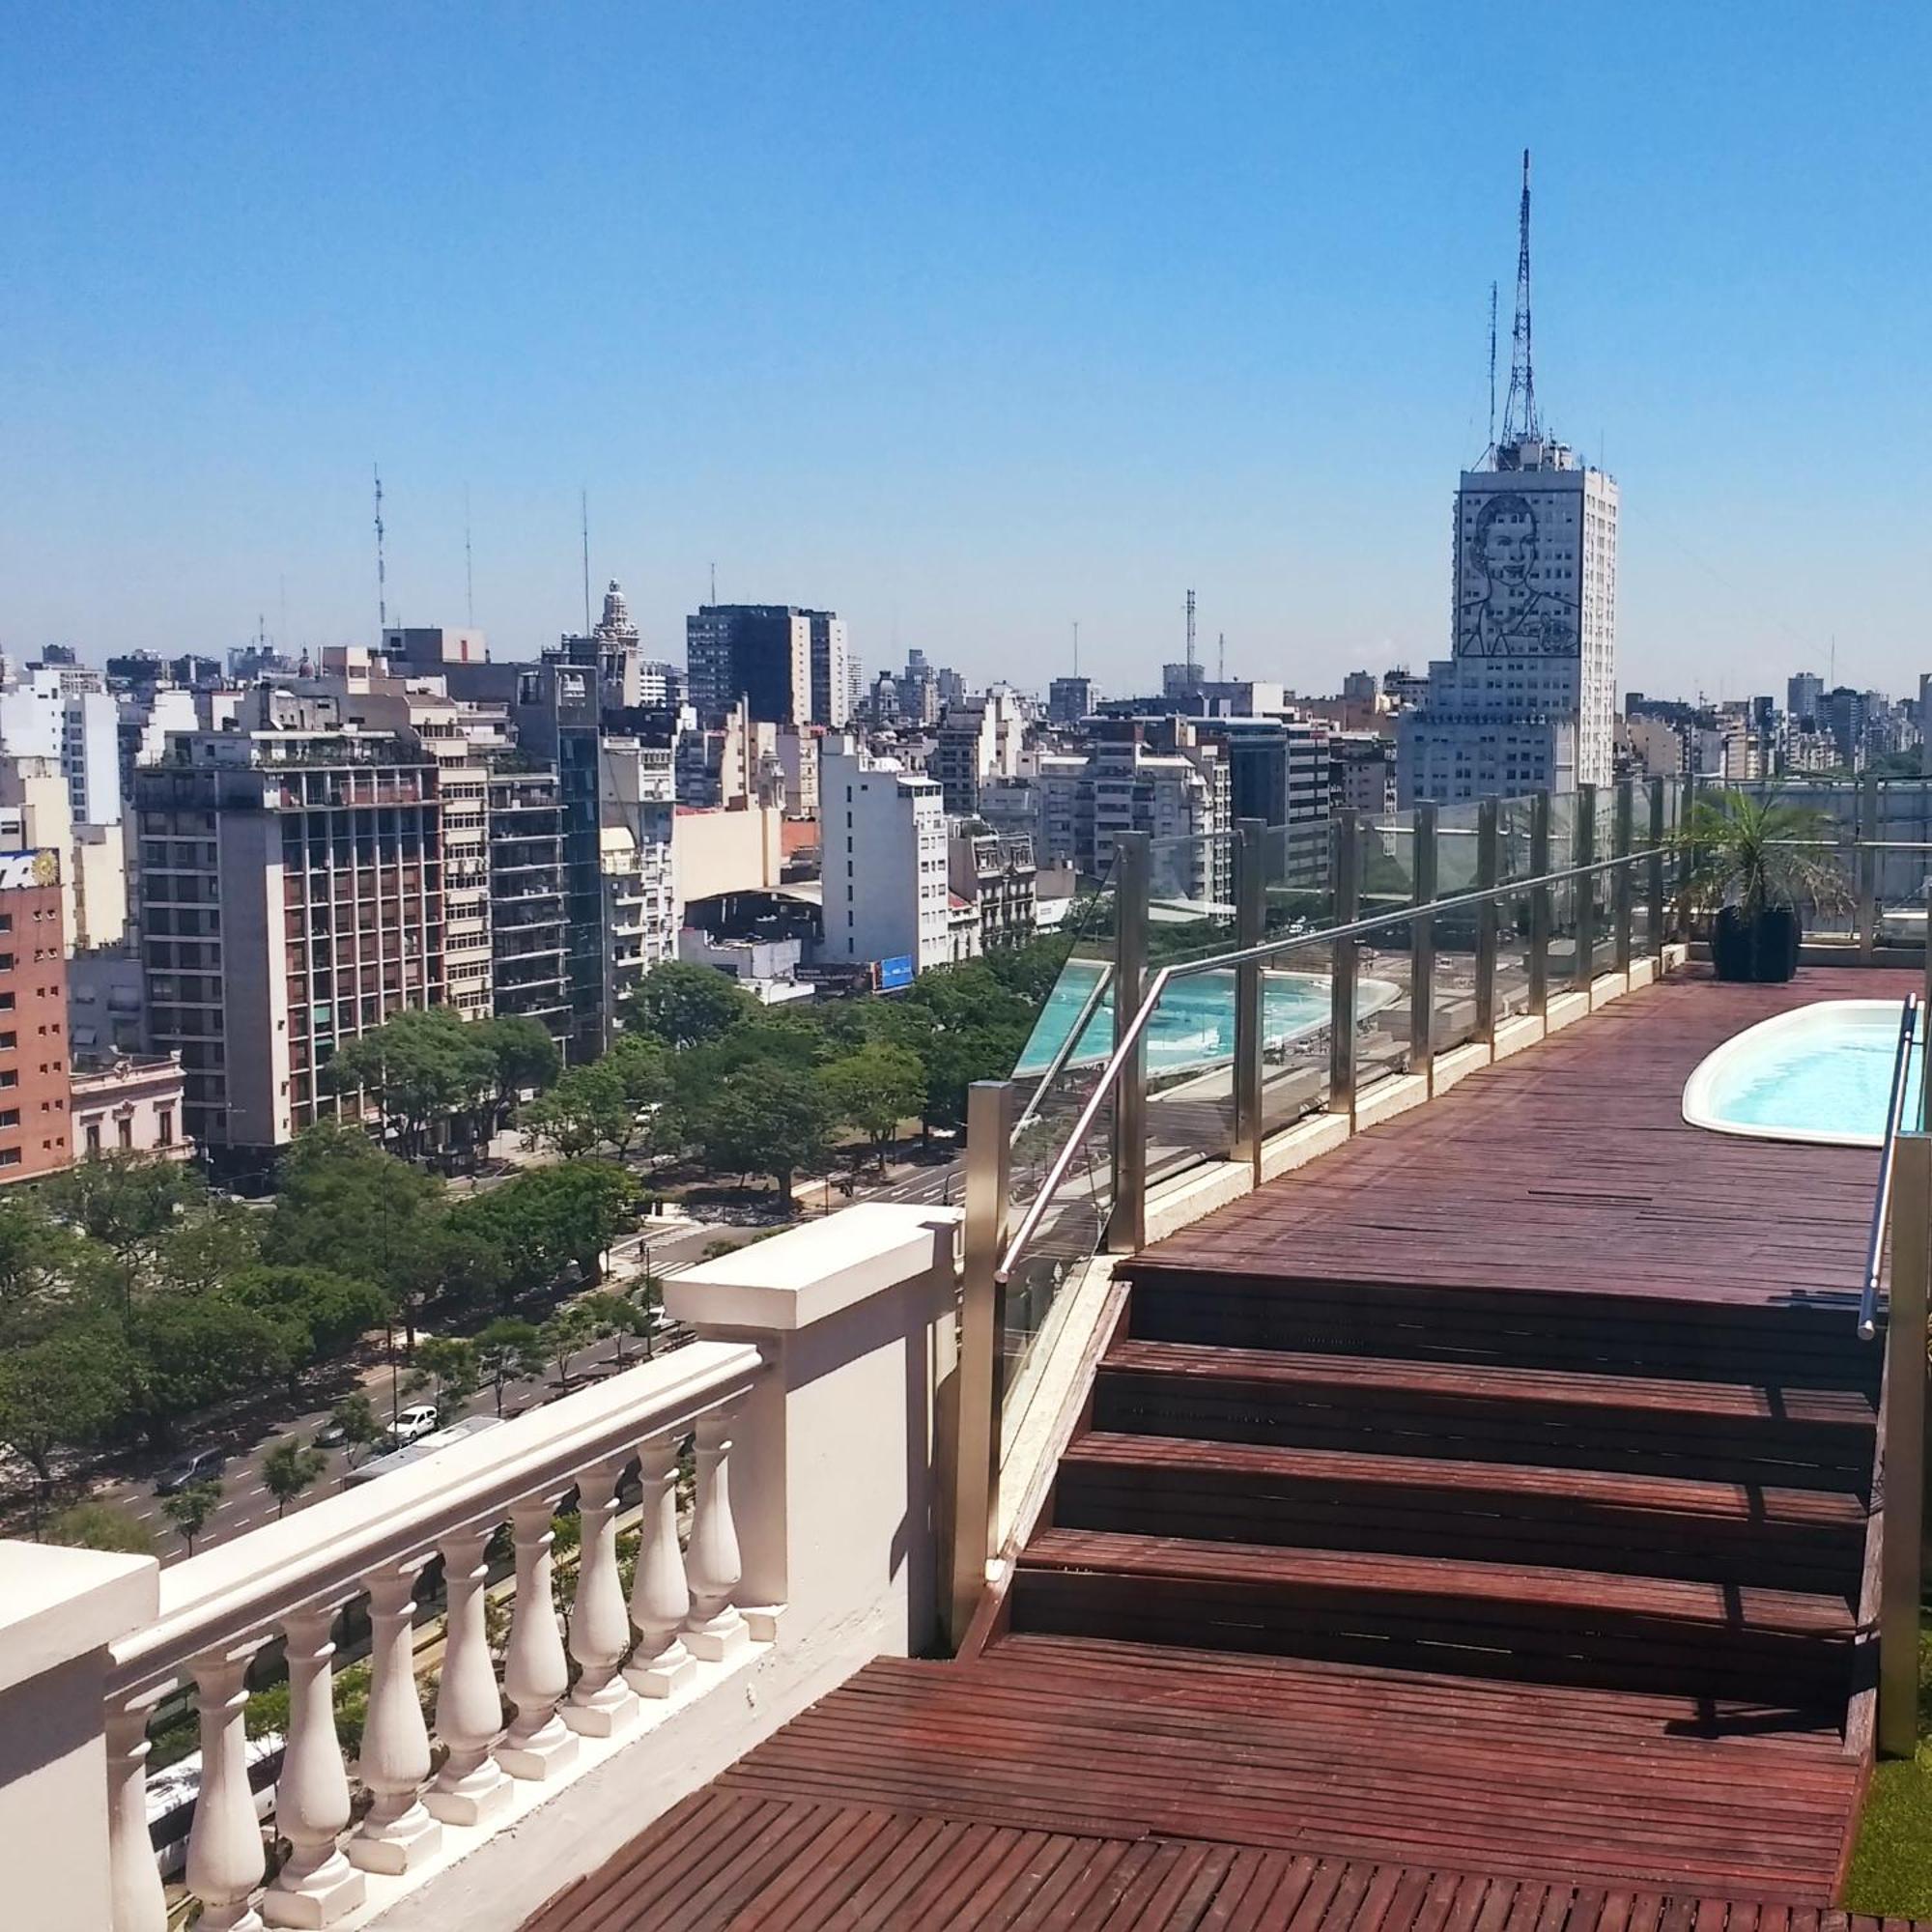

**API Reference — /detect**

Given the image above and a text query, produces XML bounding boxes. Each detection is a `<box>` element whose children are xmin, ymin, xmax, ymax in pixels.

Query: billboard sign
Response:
<box><xmin>0</xmin><ymin>849</ymin><xmax>60</xmax><ymax>892</ymax></box>
<box><xmin>876</xmin><ymin>954</ymin><xmax>915</xmax><ymax>993</ymax></box>
<box><xmin>1454</xmin><ymin>484</ymin><xmax>1581</xmax><ymax>660</ymax></box>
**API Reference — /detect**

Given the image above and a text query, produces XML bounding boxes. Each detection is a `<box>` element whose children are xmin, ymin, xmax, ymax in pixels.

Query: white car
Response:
<box><xmin>388</xmin><ymin>1405</ymin><xmax>440</xmax><ymax>1447</ymax></box>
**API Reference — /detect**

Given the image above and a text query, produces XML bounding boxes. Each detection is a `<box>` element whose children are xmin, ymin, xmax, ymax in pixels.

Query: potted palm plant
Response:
<box><xmin>1675</xmin><ymin>787</ymin><xmax>1845</xmax><ymax>983</ymax></box>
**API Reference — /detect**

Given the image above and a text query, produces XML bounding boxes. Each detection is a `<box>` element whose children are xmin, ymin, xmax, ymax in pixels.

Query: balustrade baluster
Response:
<box><xmin>264</xmin><ymin>1605</ymin><xmax>363</xmax><ymax>1927</ymax></box>
<box><xmin>427</xmin><ymin>1523</ymin><xmax>514</xmax><ymax>1826</ymax></box>
<box><xmin>347</xmin><ymin>1562</ymin><xmax>442</xmax><ymax>1876</ymax></box>
<box><xmin>685</xmin><ymin>1406</ymin><xmax>749</xmax><ymax>1662</ymax></box>
<box><xmin>185</xmin><ymin>1646</ymin><xmax>268</xmax><ymax>1932</ymax></box>
<box><xmin>499</xmin><ymin>1495</ymin><xmax>579</xmax><ymax>1778</ymax></box>
<box><xmin>105</xmin><ymin>1694</ymin><xmax>168</xmax><ymax>1932</ymax></box>
<box><xmin>563</xmin><ymin>1462</ymin><xmax>639</xmax><ymax>1735</ymax></box>
<box><xmin>624</xmin><ymin>1433</ymin><xmax>696</xmax><ymax>1696</ymax></box>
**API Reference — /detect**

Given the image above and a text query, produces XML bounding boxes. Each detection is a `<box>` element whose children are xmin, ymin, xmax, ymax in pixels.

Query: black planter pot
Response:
<box><xmin>1712</xmin><ymin>903</ymin><xmax>1802</xmax><ymax>982</ymax></box>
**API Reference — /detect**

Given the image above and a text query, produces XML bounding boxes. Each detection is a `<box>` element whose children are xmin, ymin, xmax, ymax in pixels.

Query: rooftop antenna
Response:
<box><xmin>709</xmin><ymin>561</ymin><xmax>717</xmax><ymax>605</ymax></box>
<box><xmin>580</xmin><ymin>490</ymin><xmax>591</xmax><ymax>633</ymax></box>
<box><xmin>1072</xmin><ymin>620</ymin><xmax>1080</xmax><ymax>676</ymax></box>
<box><xmin>373</xmin><ymin>464</ymin><xmax>387</xmax><ymax>634</ymax></box>
<box><xmin>1218</xmin><ymin>631</ymin><xmax>1226</xmax><ymax>681</ymax></box>
<box><xmin>1499</xmin><ymin>151</ymin><xmax>1539</xmax><ymax>445</ymax></box>
<box><xmin>1185</xmin><ymin>588</ymin><xmax>1198</xmax><ymax>681</ymax></box>
<box><xmin>1487</xmin><ymin>279</ymin><xmax>1498</xmax><ymax>456</ymax></box>
<box><xmin>464</xmin><ymin>486</ymin><xmax>474</xmax><ymax>625</ymax></box>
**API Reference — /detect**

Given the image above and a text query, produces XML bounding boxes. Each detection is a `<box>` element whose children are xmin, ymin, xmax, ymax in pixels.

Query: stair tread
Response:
<box><xmin>1018</xmin><ymin>1526</ymin><xmax>1858</xmax><ymax>1636</ymax></box>
<box><xmin>1102</xmin><ymin>1336</ymin><xmax>1877</xmax><ymax>1428</ymax></box>
<box><xmin>1060</xmin><ymin>1430</ymin><xmax>1868</xmax><ymax>1526</ymax></box>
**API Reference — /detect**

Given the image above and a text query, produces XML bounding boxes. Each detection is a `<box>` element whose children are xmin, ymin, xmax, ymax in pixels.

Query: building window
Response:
<box><xmin>118</xmin><ymin>1118</ymin><xmax>133</xmax><ymax>1151</ymax></box>
<box><xmin>157</xmin><ymin>1108</ymin><xmax>174</xmax><ymax>1148</ymax></box>
<box><xmin>84</xmin><ymin>1122</ymin><xmax>101</xmax><ymax>1155</ymax></box>
<box><xmin>0</xmin><ymin>1150</ymin><xmax>18</xmax><ymax>1169</ymax></box>
<box><xmin>0</xmin><ymin>1110</ymin><xmax>15</xmax><ymax>1128</ymax></box>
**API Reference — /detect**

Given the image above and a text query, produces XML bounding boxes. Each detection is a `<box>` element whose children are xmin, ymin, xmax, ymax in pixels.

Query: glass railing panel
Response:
<box><xmin>1141</xmin><ymin>966</ymin><xmax>1238</xmax><ymax>1189</ymax></box>
<box><xmin>1361</xmin><ymin>809</ymin><xmax>1416</xmax><ymax>921</ymax></box>
<box><xmin>1428</xmin><ymin>802</ymin><xmax>1485</xmax><ymax>1053</ymax></box>
<box><xmin>1262</xmin><ymin>818</ymin><xmax>1334</xmax><ymax>941</ymax></box>
<box><xmin>1546</xmin><ymin>791</ymin><xmax>1580</xmax><ymax>988</ymax></box>
<box><xmin>1354</xmin><ymin>915</ymin><xmax>1415</xmax><ymax>1091</ymax></box>
<box><xmin>1259</xmin><ymin>935</ymin><xmax>1341</xmax><ymax>1140</ymax></box>
<box><xmin>1146</xmin><ymin>831</ymin><xmax>1238</xmax><ymax>971</ymax></box>
<box><xmin>1493</xmin><ymin>796</ymin><xmax>1539</xmax><ymax>1023</ymax></box>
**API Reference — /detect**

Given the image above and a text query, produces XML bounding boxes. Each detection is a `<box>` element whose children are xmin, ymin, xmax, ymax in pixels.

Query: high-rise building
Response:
<box><xmin>819</xmin><ymin>736</ymin><xmax>950</xmax><ymax>978</ymax></box>
<box><xmin>933</xmin><ymin>691</ymin><xmax>1025</xmax><ymax>815</ymax></box>
<box><xmin>0</xmin><ymin>847</ymin><xmax>73</xmax><ymax>1184</ymax></box>
<box><xmin>1399</xmin><ymin>157</ymin><xmax>1617</xmax><ymax>806</ymax></box>
<box><xmin>1788</xmin><ymin>672</ymin><xmax>1825</xmax><ymax>729</ymax></box>
<box><xmin>133</xmin><ymin>691</ymin><xmax>445</xmax><ymax>1176</ymax></box>
<box><xmin>1047</xmin><ymin>676</ymin><xmax>1096</xmax><ymax>725</ymax></box>
<box><xmin>486</xmin><ymin>767</ymin><xmax>571</xmax><ymax>1050</ymax></box>
<box><xmin>684</xmin><ymin>606</ymin><xmax>847</xmax><ymax>728</ymax></box>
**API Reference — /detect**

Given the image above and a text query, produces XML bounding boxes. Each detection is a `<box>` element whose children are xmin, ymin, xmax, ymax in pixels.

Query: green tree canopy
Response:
<box><xmin>680</xmin><ymin>1063</ymin><xmax>832</xmax><ymax>1204</ymax></box>
<box><xmin>262</xmin><ymin>1438</ymin><xmax>329</xmax><ymax>1518</ymax></box>
<box><xmin>323</xmin><ymin>1007</ymin><xmax>498</xmax><ymax>1158</ymax></box>
<box><xmin>476</xmin><ymin>1318</ymin><xmax>544</xmax><ymax>1414</ymax></box>
<box><xmin>622</xmin><ymin>961</ymin><xmax>754</xmax><ymax>1051</ymax></box>
<box><xmin>128</xmin><ymin>1294</ymin><xmax>291</xmax><ymax>1442</ymax></box>
<box><xmin>161</xmin><ymin>1479</ymin><xmax>220</xmax><ymax>1554</ymax></box>
<box><xmin>822</xmin><ymin>1043</ymin><xmax>926</xmax><ymax>1168</ymax></box>
<box><xmin>226</xmin><ymin>1265</ymin><xmax>389</xmax><ymax>1386</ymax></box>
<box><xmin>447</xmin><ymin>1162</ymin><xmax>635</xmax><ymax>1298</ymax></box>
<box><xmin>0</xmin><ymin>1324</ymin><xmax>134</xmax><ymax>1480</ymax></box>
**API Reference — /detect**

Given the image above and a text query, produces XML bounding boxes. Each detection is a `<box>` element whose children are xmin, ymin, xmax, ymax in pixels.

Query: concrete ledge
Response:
<box><xmin>1546</xmin><ymin>988</ymin><xmax>1591</xmax><ymax>1033</ymax></box>
<box><xmin>1589</xmin><ymin>970</ymin><xmax>1631</xmax><ymax>1009</ymax></box>
<box><xmin>1145</xmin><ymin>1158</ymin><xmax>1252</xmax><ymax>1245</ymax></box>
<box><xmin>1628</xmin><ymin>955</ymin><xmax>1658</xmax><ymax>991</ymax></box>
<box><xmin>1354</xmin><ymin>1072</ymin><xmax>1429</xmax><ymax>1132</ymax></box>
<box><xmin>0</xmin><ymin>1547</ymin><xmax>156</xmax><ymax>1697</ymax></box>
<box><xmin>1259</xmin><ymin>1110</ymin><xmax>1351</xmax><ymax>1183</ymax></box>
<box><xmin>1663</xmin><ymin>942</ymin><xmax>1690</xmax><ymax>974</ymax></box>
<box><xmin>1431</xmin><ymin>1038</ymin><xmax>1492</xmax><ymax>1094</ymax></box>
<box><xmin>1492</xmin><ymin>1012</ymin><xmax>1544</xmax><ymax>1063</ymax></box>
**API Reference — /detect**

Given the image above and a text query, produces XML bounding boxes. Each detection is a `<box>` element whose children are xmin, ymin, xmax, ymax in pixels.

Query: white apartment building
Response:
<box><xmin>1086</xmin><ymin>729</ymin><xmax>1231</xmax><ymax>907</ymax></box>
<box><xmin>0</xmin><ymin>663</ymin><xmax>123</xmax><ymax>826</ymax></box>
<box><xmin>819</xmin><ymin>736</ymin><xmax>950</xmax><ymax>978</ymax></box>
<box><xmin>1399</xmin><ymin>437</ymin><xmax>1618</xmax><ymax>806</ymax></box>
<box><xmin>932</xmin><ymin>690</ymin><xmax>1026</xmax><ymax>815</ymax></box>
<box><xmin>599</xmin><ymin>735</ymin><xmax>679</xmax><ymax>1024</ymax></box>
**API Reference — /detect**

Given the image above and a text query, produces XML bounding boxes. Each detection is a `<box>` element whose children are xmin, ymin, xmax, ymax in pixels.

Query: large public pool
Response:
<box><xmin>1014</xmin><ymin>959</ymin><xmax>1397</xmax><ymax>1081</ymax></box>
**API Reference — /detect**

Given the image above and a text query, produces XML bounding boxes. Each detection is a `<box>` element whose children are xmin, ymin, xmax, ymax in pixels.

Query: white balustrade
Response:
<box><xmin>684</xmin><ymin>1406</ymin><xmax>749</xmax><ymax>1662</ymax></box>
<box><xmin>624</xmin><ymin>1432</ymin><xmax>695</xmax><ymax>1697</ymax></box>
<box><xmin>562</xmin><ymin>1461</ymin><xmax>639</xmax><ymax>1737</ymax></box>
<box><xmin>264</xmin><ymin>1605</ymin><xmax>364</xmax><ymax>1927</ymax></box>
<box><xmin>498</xmin><ymin>1494</ymin><xmax>579</xmax><ymax>1779</ymax></box>
<box><xmin>426</xmin><ymin>1523</ymin><xmax>514</xmax><ymax>1826</ymax></box>
<box><xmin>185</xmin><ymin>1646</ymin><xmax>268</xmax><ymax>1932</ymax></box>
<box><xmin>105</xmin><ymin>1693</ymin><xmax>168</xmax><ymax>1932</ymax></box>
<box><xmin>346</xmin><ymin>1561</ymin><xmax>442</xmax><ymax>1877</ymax></box>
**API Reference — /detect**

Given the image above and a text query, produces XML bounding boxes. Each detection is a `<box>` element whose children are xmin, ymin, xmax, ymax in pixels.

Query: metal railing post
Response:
<box><xmin>1878</xmin><ymin>1131</ymin><xmax>1930</xmax><ymax>1757</ymax></box>
<box><xmin>1647</xmin><ymin>777</ymin><xmax>1666</xmax><ymax>955</ymax></box>
<box><xmin>1232</xmin><ymin>817</ymin><xmax>1265</xmax><ymax>1174</ymax></box>
<box><xmin>1106</xmin><ymin>831</ymin><xmax>1150</xmax><ymax>1254</ymax></box>
<box><xmin>1859</xmin><ymin>774</ymin><xmax>1880</xmax><ymax>962</ymax></box>
<box><xmin>950</xmin><ymin>1078</ymin><xmax>1012</xmax><ymax>1649</ymax></box>
<box><xmin>1328</xmin><ymin>810</ymin><xmax>1360</xmax><ymax>1117</ymax></box>
<box><xmin>1473</xmin><ymin>799</ymin><xmax>1499</xmax><ymax>1045</ymax></box>
<box><xmin>1529</xmin><ymin>790</ymin><xmax>1551</xmax><ymax>1016</ymax></box>
<box><xmin>1409</xmin><ymin>803</ymin><xmax>1437</xmax><ymax>1088</ymax></box>
<box><xmin>1613</xmin><ymin>780</ymin><xmax>1634</xmax><ymax>974</ymax></box>
<box><xmin>1573</xmin><ymin>783</ymin><xmax>1598</xmax><ymax>993</ymax></box>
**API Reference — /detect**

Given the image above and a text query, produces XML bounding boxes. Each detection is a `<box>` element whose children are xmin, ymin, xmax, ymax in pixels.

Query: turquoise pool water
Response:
<box><xmin>1685</xmin><ymin>1000</ymin><xmax>1922</xmax><ymax>1147</ymax></box>
<box><xmin>1014</xmin><ymin>959</ymin><xmax>1368</xmax><ymax>1080</ymax></box>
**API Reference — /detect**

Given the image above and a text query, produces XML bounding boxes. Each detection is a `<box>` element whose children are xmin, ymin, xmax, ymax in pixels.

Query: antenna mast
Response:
<box><xmin>1071</xmin><ymin>620</ymin><xmax>1080</xmax><ymax>676</ymax></box>
<box><xmin>373</xmin><ymin>464</ymin><xmax>387</xmax><ymax>634</ymax></box>
<box><xmin>709</xmin><ymin>561</ymin><xmax>717</xmax><ymax>605</ymax></box>
<box><xmin>1184</xmin><ymin>588</ymin><xmax>1197</xmax><ymax>681</ymax></box>
<box><xmin>1217</xmin><ymin>631</ymin><xmax>1226</xmax><ymax>681</ymax></box>
<box><xmin>464</xmin><ymin>487</ymin><xmax>474</xmax><ymax>625</ymax></box>
<box><xmin>1487</xmin><ymin>279</ymin><xmax>1498</xmax><ymax>455</ymax></box>
<box><xmin>1499</xmin><ymin>150</ymin><xmax>1539</xmax><ymax>446</ymax></box>
<box><xmin>580</xmin><ymin>490</ymin><xmax>591</xmax><ymax>633</ymax></box>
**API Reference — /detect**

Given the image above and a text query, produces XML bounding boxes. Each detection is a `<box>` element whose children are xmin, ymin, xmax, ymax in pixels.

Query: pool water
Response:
<box><xmin>1682</xmin><ymin>999</ymin><xmax>1923</xmax><ymax>1148</ymax></box>
<box><xmin>1015</xmin><ymin>959</ymin><xmax>1390</xmax><ymax>1081</ymax></box>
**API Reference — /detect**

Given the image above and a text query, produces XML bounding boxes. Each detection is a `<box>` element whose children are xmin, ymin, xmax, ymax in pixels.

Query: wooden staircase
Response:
<box><xmin>1002</xmin><ymin>1269</ymin><xmax>1879</xmax><ymax>1725</ymax></box>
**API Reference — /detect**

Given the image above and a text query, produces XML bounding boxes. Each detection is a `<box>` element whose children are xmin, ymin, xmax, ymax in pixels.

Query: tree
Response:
<box><xmin>128</xmin><ymin>1295</ymin><xmax>291</xmax><ymax>1444</ymax></box>
<box><xmin>409</xmin><ymin>1336</ymin><xmax>480</xmax><ymax>1411</ymax></box>
<box><xmin>44</xmin><ymin>1501</ymin><xmax>157</xmax><ymax>1555</ymax></box>
<box><xmin>622</xmin><ymin>961</ymin><xmax>753</xmax><ymax>1051</ymax></box>
<box><xmin>519</xmin><ymin>1062</ymin><xmax>629</xmax><ymax>1160</ymax></box>
<box><xmin>226</xmin><ymin>1265</ymin><xmax>389</xmax><ymax>1389</ymax></box>
<box><xmin>151</xmin><ymin>1200</ymin><xmax>265</xmax><ymax>1300</ymax></box>
<box><xmin>476</xmin><ymin>1319</ymin><xmax>544</xmax><ymax>1416</ymax></box>
<box><xmin>822</xmin><ymin>1043</ymin><xmax>927</xmax><ymax>1171</ymax></box>
<box><xmin>324</xmin><ymin>1007</ymin><xmax>497</xmax><ymax>1159</ymax></box>
<box><xmin>448</xmin><ymin>1163</ymin><xmax>635</xmax><ymax>1299</ymax></box>
<box><xmin>262</xmin><ymin>1438</ymin><xmax>328</xmax><ymax>1519</ymax></box>
<box><xmin>681</xmin><ymin>1063</ymin><xmax>832</xmax><ymax>1205</ymax></box>
<box><xmin>0</xmin><ymin>1194</ymin><xmax>83</xmax><ymax>1323</ymax></box>
<box><xmin>43</xmin><ymin>1153</ymin><xmax>206</xmax><ymax>1300</ymax></box>
<box><xmin>475</xmin><ymin>1014</ymin><xmax>563</xmax><ymax>1127</ymax></box>
<box><xmin>538</xmin><ymin>1303</ymin><xmax>598</xmax><ymax>1385</ymax></box>
<box><xmin>582</xmin><ymin>1290</ymin><xmax>649</xmax><ymax>1368</ymax></box>
<box><xmin>0</xmin><ymin>1326</ymin><xmax>133</xmax><ymax>1481</ymax></box>
<box><xmin>327</xmin><ymin>1393</ymin><xmax>383</xmax><ymax>1467</ymax></box>
<box><xmin>162</xmin><ymin>1479</ymin><xmax>221</xmax><ymax>1555</ymax></box>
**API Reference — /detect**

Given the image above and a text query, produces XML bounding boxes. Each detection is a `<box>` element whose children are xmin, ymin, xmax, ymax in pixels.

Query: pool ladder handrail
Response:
<box><xmin>1859</xmin><ymin>991</ymin><xmax>1918</xmax><ymax>1341</ymax></box>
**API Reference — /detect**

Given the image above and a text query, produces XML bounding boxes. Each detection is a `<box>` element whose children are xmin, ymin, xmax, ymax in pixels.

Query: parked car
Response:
<box><xmin>154</xmin><ymin>1449</ymin><xmax>227</xmax><ymax>1495</ymax></box>
<box><xmin>312</xmin><ymin>1417</ymin><xmax>349</xmax><ymax>1448</ymax></box>
<box><xmin>386</xmin><ymin>1405</ymin><xmax>440</xmax><ymax>1447</ymax></box>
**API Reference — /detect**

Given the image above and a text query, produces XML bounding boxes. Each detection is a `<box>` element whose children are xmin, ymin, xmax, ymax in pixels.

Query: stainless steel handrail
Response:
<box><xmin>1011</xmin><ymin>959</ymin><xmax>1113</xmax><ymax>1140</ymax></box>
<box><xmin>1859</xmin><ymin>993</ymin><xmax>1918</xmax><ymax>1341</ymax></box>
<box><xmin>994</xmin><ymin>838</ymin><xmax>1654</xmax><ymax>1284</ymax></box>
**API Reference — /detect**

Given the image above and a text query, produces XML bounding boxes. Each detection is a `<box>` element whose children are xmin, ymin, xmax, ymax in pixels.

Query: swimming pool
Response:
<box><xmin>1014</xmin><ymin>959</ymin><xmax>1402</xmax><ymax>1081</ymax></box>
<box><xmin>1681</xmin><ymin>999</ymin><xmax>1922</xmax><ymax>1148</ymax></box>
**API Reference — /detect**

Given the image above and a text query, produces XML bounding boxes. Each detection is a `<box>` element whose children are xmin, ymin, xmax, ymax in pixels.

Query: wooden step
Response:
<box><xmin>1122</xmin><ymin>1265</ymin><xmax>1884</xmax><ymax>1389</ymax></box>
<box><xmin>1053</xmin><ymin>1431</ymin><xmax>1867</xmax><ymax>1592</ymax></box>
<box><xmin>1094</xmin><ymin>1339</ymin><xmax>1877</xmax><ymax>1492</ymax></box>
<box><xmin>1009</xmin><ymin>1527</ymin><xmax>1860</xmax><ymax>1704</ymax></box>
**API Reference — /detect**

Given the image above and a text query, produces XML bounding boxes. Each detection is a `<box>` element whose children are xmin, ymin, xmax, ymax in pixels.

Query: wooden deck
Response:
<box><xmin>525</xmin><ymin>967</ymin><xmax>1910</xmax><ymax>1932</ymax></box>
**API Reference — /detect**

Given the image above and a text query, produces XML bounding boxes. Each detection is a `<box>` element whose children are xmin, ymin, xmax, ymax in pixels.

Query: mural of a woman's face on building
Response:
<box><xmin>1476</xmin><ymin>495</ymin><xmax>1538</xmax><ymax>584</ymax></box>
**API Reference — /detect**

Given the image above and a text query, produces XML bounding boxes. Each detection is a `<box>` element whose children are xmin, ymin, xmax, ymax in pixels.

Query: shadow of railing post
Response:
<box><xmin>1879</xmin><ymin>1131</ymin><xmax>1929</xmax><ymax>1758</ymax></box>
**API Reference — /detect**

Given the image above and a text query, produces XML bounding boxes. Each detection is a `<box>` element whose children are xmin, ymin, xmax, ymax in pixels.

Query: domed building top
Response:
<box><xmin>598</xmin><ymin>580</ymin><xmax>638</xmax><ymax>641</ymax></box>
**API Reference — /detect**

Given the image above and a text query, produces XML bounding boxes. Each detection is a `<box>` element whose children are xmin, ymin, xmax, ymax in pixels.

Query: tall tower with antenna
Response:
<box><xmin>373</xmin><ymin>464</ymin><xmax>387</xmax><ymax>634</ymax></box>
<box><xmin>1499</xmin><ymin>149</ymin><xmax>1539</xmax><ymax>450</ymax></box>
<box><xmin>1487</xmin><ymin>279</ymin><xmax>1499</xmax><ymax>455</ymax></box>
<box><xmin>1185</xmin><ymin>589</ymin><xmax>1198</xmax><ymax>679</ymax></box>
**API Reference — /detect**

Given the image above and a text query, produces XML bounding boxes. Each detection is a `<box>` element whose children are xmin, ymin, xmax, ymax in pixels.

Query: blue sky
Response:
<box><xmin>4</xmin><ymin>3</ymin><xmax>1929</xmax><ymax>700</ymax></box>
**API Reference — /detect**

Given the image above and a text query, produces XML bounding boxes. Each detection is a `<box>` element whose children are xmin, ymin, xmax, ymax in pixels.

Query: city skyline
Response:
<box><xmin>6</xmin><ymin>5</ymin><xmax>1930</xmax><ymax>697</ymax></box>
